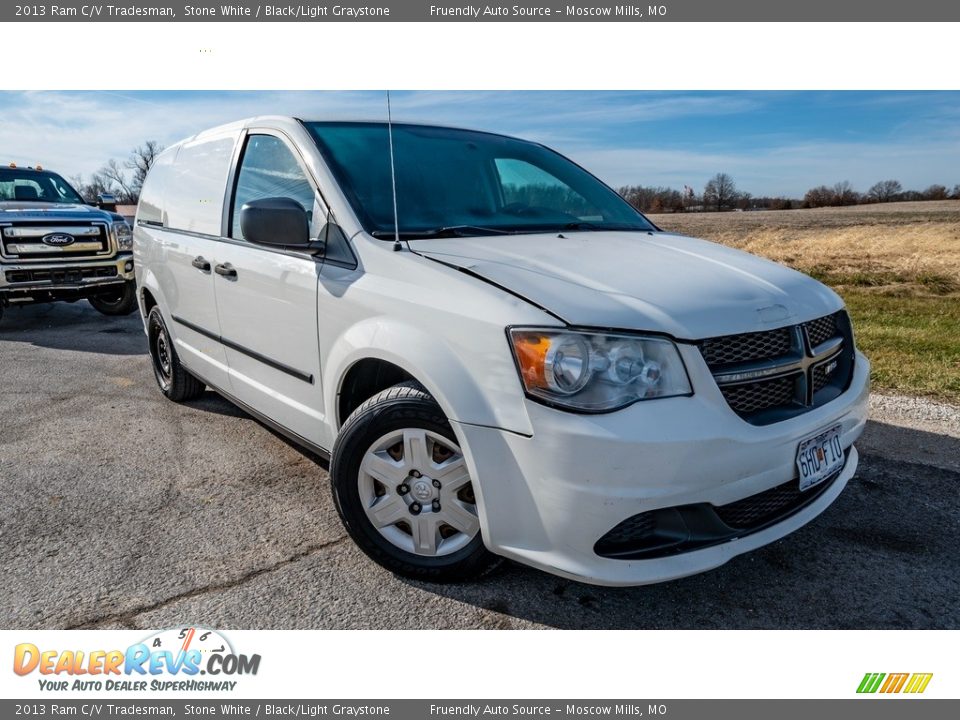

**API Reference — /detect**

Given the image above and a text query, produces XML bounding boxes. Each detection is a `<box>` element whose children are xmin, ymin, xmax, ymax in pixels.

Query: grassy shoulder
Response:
<box><xmin>843</xmin><ymin>290</ymin><xmax>960</xmax><ymax>404</ymax></box>
<box><xmin>651</xmin><ymin>202</ymin><xmax>960</xmax><ymax>405</ymax></box>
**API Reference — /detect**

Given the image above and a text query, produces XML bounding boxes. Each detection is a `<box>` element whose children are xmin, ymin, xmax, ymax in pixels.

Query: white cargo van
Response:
<box><xmin>134</xmin><ymin>117</ymin><xmax>869</xmax><ymax>585</ymax></box>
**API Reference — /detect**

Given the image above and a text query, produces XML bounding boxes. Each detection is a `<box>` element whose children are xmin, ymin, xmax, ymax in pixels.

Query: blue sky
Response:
<box><xmin>1</xmin><ymin>91</ymin><xmax>958</xmax><ymax>197</ymax></box>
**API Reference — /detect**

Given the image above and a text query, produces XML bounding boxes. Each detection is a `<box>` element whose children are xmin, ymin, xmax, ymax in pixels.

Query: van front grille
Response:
<box><xmin>721</xmin><ymin>373</ymin><xmax>800</xmax><ymax>415</ymax></box>
<box><xmin>698</xmin><ymin>311</ymin><xmax>854</xmax><ymax>425</ymax></box>
<box><xmin>698</xmin><ymin>326</ymin><xmax>792</xmax><ymax>367</ymax></box>
<box><xmin>805</xmin><ymin>313</ymin><xmax>839</xmax><ymax>348</ymax></box>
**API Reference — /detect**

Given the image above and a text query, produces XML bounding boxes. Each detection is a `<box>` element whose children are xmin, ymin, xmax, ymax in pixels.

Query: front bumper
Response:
<box><xmin>0</xmin><ymin>253</ymin><xmax>134</xmax><ymax>298</ymax></box>
<box><xmin>453</xmin><ymin>348</ymin><xmax>870</xmax><ymax>586</ymax></box>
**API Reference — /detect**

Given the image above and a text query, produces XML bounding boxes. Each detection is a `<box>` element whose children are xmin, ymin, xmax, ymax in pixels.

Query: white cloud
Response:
<box><xmin>0</xmin><ymin>91</ymin><xmax>388</xmax><ymax>179</ymax></box>
<box><xmin>0</xmin><ymin>90</ymin><xmax>761</xmax><ymax>180</ymax></box>
<box><xmin>1</xmin><ymin>91</ymin><xmax>956</xmax><ymax>198</ymax></box>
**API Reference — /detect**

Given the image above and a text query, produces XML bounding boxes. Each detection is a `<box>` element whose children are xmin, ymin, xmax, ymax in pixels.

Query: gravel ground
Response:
<box><xmin>869</xmin><ymin>394</ymin><xmax>960</xmax><ymax>432</ymax></box>
<box><xmin>1</xmin><ymin>301</ymin><xmax>958</xmax><ymax>630</ymax></box>
<box><xmin>863</xmin><ymin>395</ymin><xmax>960</xmax><ymax>474</ymax></box>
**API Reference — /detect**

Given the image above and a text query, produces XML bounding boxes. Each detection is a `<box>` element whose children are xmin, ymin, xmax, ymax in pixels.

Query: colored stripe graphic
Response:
<box><xmin>880</xmin><ymin>673</ymin><xmax>909</xmax><ymax>693</ymax></box>
<box><xmin>857</xmin><ymin>672</ymin><xmax>932</xmax><ymax>694</ymax></box>
<box><xmin>857</xmin><ymin>673</ymin><xmax>885</xmax><ymax>693</ymax></box>
<box><xmin>904</xmin><ymin>673</ymin><xmax>934</xmax><ymax>694</ymax></box>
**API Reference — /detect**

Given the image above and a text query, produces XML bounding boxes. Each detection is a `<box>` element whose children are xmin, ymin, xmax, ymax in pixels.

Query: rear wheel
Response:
<box><xmin>147</xmin><ymin>307</ymin><xmax>205</xmax><ymax>402</ymax></box>
<box><xmin>89</xmin><ymin>280</ymin><xmax>138</xmax><ymax>316</ymax></box>
<box><xmin>331</xmin><ymin>382</ymin><xmax>500</xmax><ymax>582</ymax></box>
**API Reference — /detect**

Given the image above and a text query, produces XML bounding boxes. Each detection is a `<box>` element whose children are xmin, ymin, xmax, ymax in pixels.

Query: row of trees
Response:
<box><xmin>71</xmin><ymin>141</ymin><xmax>164</xmax><ymax>205</ymax></box>
<box><xmin>802</xmin><ymin>179</ymin><xmax>958</xmax><ymax>208</ymax></box>
<box><xmin>619</xmin><ymin>173</ymin><xmax>960</xmax><ymax>213</ymax></box>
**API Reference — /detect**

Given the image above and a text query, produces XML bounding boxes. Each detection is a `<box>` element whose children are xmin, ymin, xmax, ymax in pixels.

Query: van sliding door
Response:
<box><xmin>214</xmin><ymin>132</ymin><xmax>326</xmax><ymax>447</ymax></box>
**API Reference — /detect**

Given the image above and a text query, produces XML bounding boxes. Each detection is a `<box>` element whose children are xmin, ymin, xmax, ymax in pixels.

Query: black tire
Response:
<box><xmin>89</xmin><ymin>280</ymin><xmax>139</xmax><ymax>316</ymax></box>
<box><xmin>147</xmin><ymin>306</ymin><xmax>205</xmax><ymax>402</ymax></box>
<box><xmin>331</xmin><ymin>381</ymin><xmax>501</xmax><ymax>583</ymax></box>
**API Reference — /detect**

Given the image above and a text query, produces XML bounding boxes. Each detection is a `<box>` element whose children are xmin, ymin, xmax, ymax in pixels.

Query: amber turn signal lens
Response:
<box><xmin>511</xmin><ymin>332</ymin><xmax>551</xmax><ymax>390</ymax></box>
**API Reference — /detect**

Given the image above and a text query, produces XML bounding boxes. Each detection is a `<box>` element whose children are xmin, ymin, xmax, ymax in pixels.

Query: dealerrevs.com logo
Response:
<box><xmin>857</xmin><ymin>673</ymin><xmax>933</xmax><ymax>694</ymax></box>
<box><xmin>13</xmin><ymin>627</ymin><xmax>261</xmax><ymax>692</ymax></box>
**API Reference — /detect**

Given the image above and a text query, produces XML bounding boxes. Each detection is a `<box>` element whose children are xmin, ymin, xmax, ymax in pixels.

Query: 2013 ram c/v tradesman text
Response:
<box><xmin>134</xmin><ymin>117</ymin><xmax>869</xmax><ymax>585</ymax></box>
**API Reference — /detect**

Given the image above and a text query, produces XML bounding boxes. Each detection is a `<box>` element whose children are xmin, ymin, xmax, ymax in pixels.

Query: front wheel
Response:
<box><xmin>89</xmin><ymin>280</ymin><xmax>138</xmax><ymax>316</ymax></box>
<box><xmin>331</xmin><ymin>382</ymin><xmax>500</xmax><ymax>583</ymax></box>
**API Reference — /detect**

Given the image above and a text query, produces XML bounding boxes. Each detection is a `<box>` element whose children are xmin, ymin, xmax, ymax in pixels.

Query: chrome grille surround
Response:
<box><xmin>0</xmin><ymin>221</ymin><xmax>112</xmax><ymax>262</ymax></box>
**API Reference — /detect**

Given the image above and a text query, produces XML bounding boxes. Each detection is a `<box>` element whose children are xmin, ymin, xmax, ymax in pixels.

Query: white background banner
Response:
<box><xmin>1</xmin><ymin>630</ymin><xmax>953</xmax><ymax>698</ymax></box>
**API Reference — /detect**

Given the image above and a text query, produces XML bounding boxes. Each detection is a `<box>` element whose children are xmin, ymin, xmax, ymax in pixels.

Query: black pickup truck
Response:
<box><xmin>0</xmin><ymin>164</ymin><xmax>137</xmax><ymax>324</ymax></box>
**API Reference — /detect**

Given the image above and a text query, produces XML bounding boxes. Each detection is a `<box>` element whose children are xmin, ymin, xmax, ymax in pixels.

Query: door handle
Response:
<box><xmin>214</xmin><ymin>263</ymin><xmax>238</xmax><ymax>279</ymax></box>
<box><xmin>191</xmin><ymin>256</ymin><xmax>211</xmax><ymax>272</ymax></box>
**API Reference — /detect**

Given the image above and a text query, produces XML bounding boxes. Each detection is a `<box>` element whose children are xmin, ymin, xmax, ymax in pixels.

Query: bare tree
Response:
<box><xmin>867</xmin><ymin>179</ymin><xmax>902</xmax><ymax>203</ymax></box>
<box><xmin>703</xmin><ymin>173</ymin><xmax>737</xmax><ymax>211</ymax></box>
<box><xmin>770</xmin><ymin>197</ymin><xmax>794</xmax><ymax>210</ymax></box>
<box><xmin>70</xmin><ymin>172</ymin><xmax>114</xmax><ymax>203</ymax></box>
<box><xmin>923</xmin><ymin>184</ymin><xmax>948</xmax><ymax>200</ymax></box>
<box><xmin>952</xmin><ymin>184</ymin><xmax>960</xmax><ymax>200</ymax></box>
<box><xmin>97</xmin><ymin>159</ymin><xmax>136</xmax><ymax>203</ymax></box>
<box><xmin>618</xmin><ymin>185</ymin><xmax>684</xmax><ymax>213</ymax></box>
<box><xmin>803</xmin><ymin>185</ymin><xmax>834</xmax><ymax>208</ymax></box>
<box><xmin>70</xmin><ymin>141</ymin><xmax>165</xmax><ymax>205</ymax></box>
<box><xmin>126</xmin><ymin>141</ymin><xmax>163</xmax><ymax>198</ymax></box>
<box><xmin>69</xmin><ymin>174</ymin><xmax>89</xmax><ymax>200</ymax></box>
<box><xmin>833</xmin><ymin>180</ymin><xmax>859</xmax><ymax>206</ymax></box>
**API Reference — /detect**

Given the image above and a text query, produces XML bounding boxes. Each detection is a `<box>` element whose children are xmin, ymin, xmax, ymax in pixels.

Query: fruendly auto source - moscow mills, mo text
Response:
<box><xmin>16</xmin><ymin>4</ymin><xmax>663</xmax><ymax>19</ymax></box>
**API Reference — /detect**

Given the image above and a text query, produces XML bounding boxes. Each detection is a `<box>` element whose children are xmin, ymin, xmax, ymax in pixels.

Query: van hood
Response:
<box><xmin>410</xmin><ymin>231</ymin><xmax>843</xmax><ymax>340</ymax></box>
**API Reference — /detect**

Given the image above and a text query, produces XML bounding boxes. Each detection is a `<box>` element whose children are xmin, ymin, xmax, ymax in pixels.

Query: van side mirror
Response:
<box><xmin>240</xmin><ymin>197</ymin><xmax>311</xmax><ymax>248</ymax></box>
<box><xmin>96</xmin><ymin>193</ymin><xmax>118</xmax><ymax>212</ymax></box>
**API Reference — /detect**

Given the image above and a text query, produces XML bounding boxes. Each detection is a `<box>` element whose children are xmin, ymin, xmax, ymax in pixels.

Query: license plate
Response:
<box><xmin>795</xmin><ymin>424</ymin><xmax>844</xmax><ymax>491</ymax></box>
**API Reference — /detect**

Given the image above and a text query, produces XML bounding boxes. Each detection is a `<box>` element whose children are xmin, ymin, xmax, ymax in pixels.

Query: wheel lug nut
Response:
<box><xmin>398</xmin><ymin>484</ymin><xmax>409</xmax><ymax>495</ymax></box>
<box><xmin>432</xmin><ymin>500</ymin><xmax>441</xmax><ymax>512</ymax></box>
<box><xmin>410</xmin><ymin>502</ymin><xmax>422</xmax><ymax>515</ymax></box>
<box><xmin>432</xmin><ymin>479</ymin><xmax>441</xmax><ymax>489</ymax></box>
<box><xmin>410</xmin><ymin>470</ymin><xmax>422</xmax><ymax>478</ymax></box>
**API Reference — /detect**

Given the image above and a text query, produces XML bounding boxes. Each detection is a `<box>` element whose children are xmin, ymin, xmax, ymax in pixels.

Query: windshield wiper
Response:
<box><xmin>560</xmin><ymin>221</ymin><xmax>650</xmax><ymax>232</ymax></box>
<box><xmin>371</xmin><ymin>225</ymin><xmax>513</xmax><ymax>240</ymax></box>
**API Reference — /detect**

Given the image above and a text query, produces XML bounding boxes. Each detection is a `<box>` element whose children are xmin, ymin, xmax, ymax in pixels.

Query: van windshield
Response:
<box><xmin>0</xmin><ymin>168</ymin><xmax>85</xmax><ymax>204</ymax></box>
<box><xmin>304</xmin><ymin>122</ymin><xmax>655</xmax><ymax>239</ymax></box>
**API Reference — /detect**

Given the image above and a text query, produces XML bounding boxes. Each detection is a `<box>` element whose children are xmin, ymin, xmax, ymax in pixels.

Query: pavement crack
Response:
<box><xmin>66</xmin><ymin>536</ymin><xmax>348</xmax><ymax>629</ymax></box>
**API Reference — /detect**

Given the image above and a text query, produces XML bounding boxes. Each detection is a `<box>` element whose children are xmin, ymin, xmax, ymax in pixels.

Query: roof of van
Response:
<box><xmin>164</xmin><ymin>116</ymin><xmax>509</xmax><ymax>152</ymax></box>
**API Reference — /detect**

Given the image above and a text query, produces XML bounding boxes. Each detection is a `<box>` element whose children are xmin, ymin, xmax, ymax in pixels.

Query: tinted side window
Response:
<box><xmin>231</xmin><ymin>135</ymin><xmax>316</xmax><ymax>240</ymax></box>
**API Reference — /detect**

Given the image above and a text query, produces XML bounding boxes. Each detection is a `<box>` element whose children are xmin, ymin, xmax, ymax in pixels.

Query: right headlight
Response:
<box><xmin>509</xmin><ymin>328</ymin><xmax>692</xmax><ymax>412</ymax></box>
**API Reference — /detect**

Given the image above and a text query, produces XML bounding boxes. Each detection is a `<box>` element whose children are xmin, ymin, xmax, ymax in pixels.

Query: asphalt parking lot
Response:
<box><xmin>1</xmin><ymin>301</ymin><xmax>958</xmax><ymax>630</ymax></box>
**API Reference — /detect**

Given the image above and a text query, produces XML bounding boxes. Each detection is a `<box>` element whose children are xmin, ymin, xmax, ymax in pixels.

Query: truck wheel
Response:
<box><xmin>331</xmin><ymin>382</ymin><xmax>501</xmax><ymax>583</ymax></box>
<box><xmin>89</xmin><ymin>280</ymin><xmax>138</xmax><ymax>316</ymax></box>
<box><xmin>147</xmin><ymin>307</ymin><xmax>205</xmax><ymax>402</ymax></box>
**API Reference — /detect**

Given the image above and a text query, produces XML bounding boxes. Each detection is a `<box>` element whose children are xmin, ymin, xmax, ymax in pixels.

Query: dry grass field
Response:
<box><xmin>650</xmin><ymin>200</ymin><xmax>960</xmax><ymax>403</ymax></box>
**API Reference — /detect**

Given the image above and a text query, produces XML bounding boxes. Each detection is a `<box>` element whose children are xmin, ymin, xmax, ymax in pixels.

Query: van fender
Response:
<box><xmin>324</xmin><ymin>317</ymin><xmax>534</xmax><ymax>437</ymax></box>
